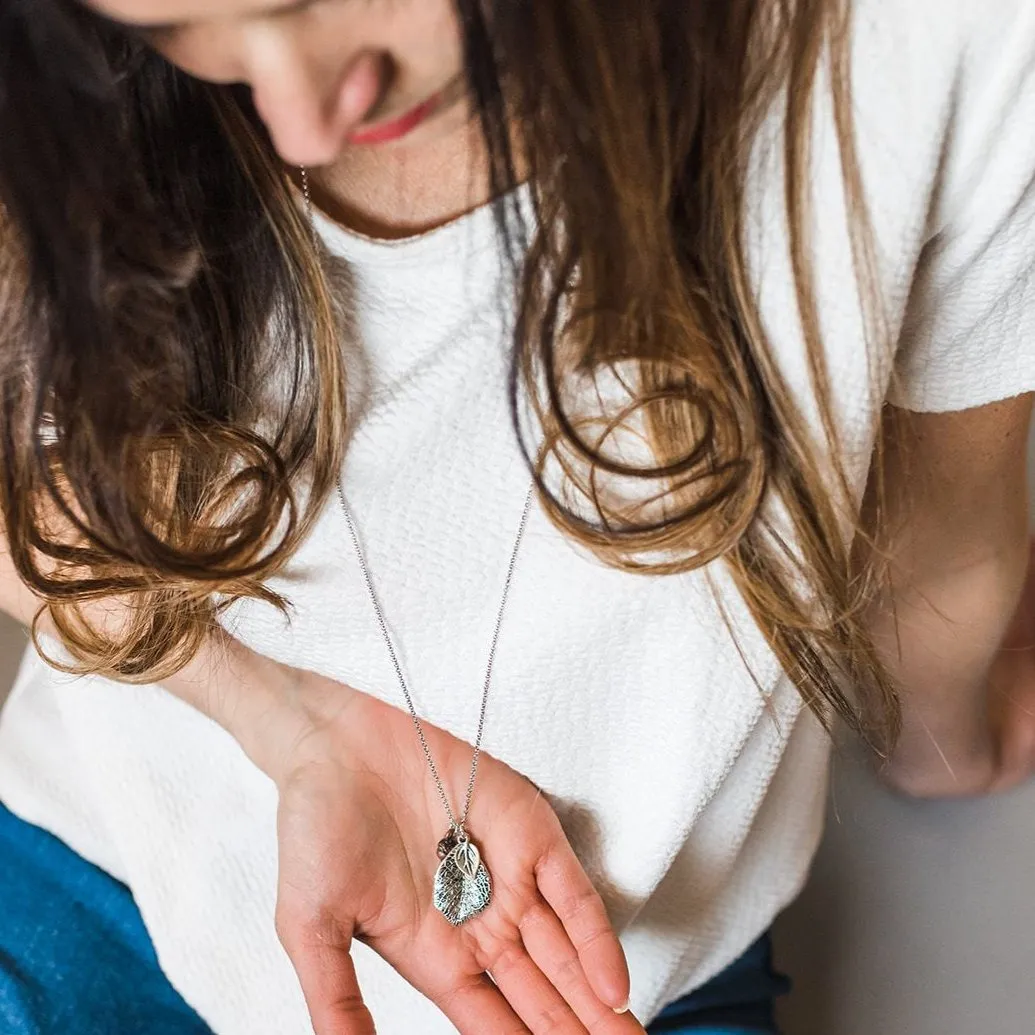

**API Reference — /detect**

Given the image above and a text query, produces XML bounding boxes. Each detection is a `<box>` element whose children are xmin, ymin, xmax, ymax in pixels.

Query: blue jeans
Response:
<box><xmin>645</xmin><ymin>936</ymin><xmax>789</xmax><ymax>1033</ymax></box>
<box><xmin>0</xmin><ymin>800</ymin><xmax>788</xmax><ymax>1033</ymax></box>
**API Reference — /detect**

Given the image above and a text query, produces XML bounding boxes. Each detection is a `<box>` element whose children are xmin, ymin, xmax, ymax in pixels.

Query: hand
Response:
<box><xmin>268</xmin><ymin>671</ymin><xmax>645</xmax><ymax>1035</ymax></box>
<box><xmin>984</xmin><ymin>538</ymin><xmax>1035</xmax><ymax>793</ymax></box>
<box><xmin>883</xmin><ymin>540</ymin><xmax>1035</xmax><ymax>799</ymax></box>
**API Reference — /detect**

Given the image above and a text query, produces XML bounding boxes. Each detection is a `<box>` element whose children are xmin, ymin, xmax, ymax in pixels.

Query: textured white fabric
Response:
<box><xmin>2</xmin><ymin>1</ymin><xmax>1035</xmax><ymax>1031</ymax></box>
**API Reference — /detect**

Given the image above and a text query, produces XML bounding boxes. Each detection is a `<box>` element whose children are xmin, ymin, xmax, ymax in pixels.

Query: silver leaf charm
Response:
<box><xmin>454</xmin><ymin>841</ymin><xmax>481</xmax><ymax>880</ymax></box>
<box><xmin>433</xmin><ymin>839</ymin><xmax>492</xmax><ymax>926</ymax></box>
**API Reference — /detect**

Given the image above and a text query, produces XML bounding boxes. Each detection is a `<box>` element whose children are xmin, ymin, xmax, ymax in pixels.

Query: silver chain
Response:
<box><xmin>300</xmin><ymin>166</ymin><xmax>318</xmax><ymax>249</ymax></box>
<box><xmin>338</xmin><ymin>483</ymin><xmax>534</xmax><ymax>832</ymax></box>
<box><xmin>303</xmin><ymin>162</ymin><xmax>536</xmax><ymax>833</ymax></box>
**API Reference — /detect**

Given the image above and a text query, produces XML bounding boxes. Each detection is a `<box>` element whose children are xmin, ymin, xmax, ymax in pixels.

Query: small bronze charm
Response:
<box><xmin>436</xmin><ymin>828</ymin><xmax>459</xmax><ymax>860</ymax></box>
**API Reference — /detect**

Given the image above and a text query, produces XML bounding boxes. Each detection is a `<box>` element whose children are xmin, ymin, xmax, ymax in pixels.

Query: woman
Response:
<box><xmin>0</xmin><ymin>0</ymin><xmax>1033</xmax><ymax>1032</ymax></box>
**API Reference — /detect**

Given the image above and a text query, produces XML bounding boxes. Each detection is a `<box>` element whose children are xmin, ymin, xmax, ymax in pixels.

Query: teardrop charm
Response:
<box><xmin>433</xmin><ymin>836</ymin><xmax>492</xmax><ymax>926</ymax></box>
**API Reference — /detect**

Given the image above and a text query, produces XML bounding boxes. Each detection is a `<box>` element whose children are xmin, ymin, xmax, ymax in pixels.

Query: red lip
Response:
<box><xmin>348</xmin><ymin>90</ymin><xmax>445</xmax><ymax>146</ymax></box>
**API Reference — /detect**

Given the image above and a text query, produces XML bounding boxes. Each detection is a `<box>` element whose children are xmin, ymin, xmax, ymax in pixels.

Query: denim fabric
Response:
<box><xmin>646</xmin><ymin>935</ymin><xmax>790</xmax><ymax>1034</ymax></box>
<box><xmin>0</xmin><ymin>800</ymin><xmax>211</xmax><ymax>1035</ymax></box>
<box><xmin>0</xmin><ymin>800</ymin><xmax>789</xmax><ymax>1034</ymax></box>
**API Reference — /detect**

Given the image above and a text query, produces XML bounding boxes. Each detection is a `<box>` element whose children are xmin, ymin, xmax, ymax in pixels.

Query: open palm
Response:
<box><xmin>273</xmin><ymin>680</ymin><xmax>644</xmax><ymax>1034</ymax></box>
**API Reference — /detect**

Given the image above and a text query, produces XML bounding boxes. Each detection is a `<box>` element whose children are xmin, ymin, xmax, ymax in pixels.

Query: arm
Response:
<box><xmin>0</xmin><ymin>526</ymin><xmax>313</xmax><ymax>782</ymax></box>
<box><xmin>0</xmin><ymin>520</ymin><xmax>636</xmax><ymax>1033</ymax></box>
<box><xmin>862</xmin><ymin>393</ymin><xmax>1034</xmax><ymax>797</ymax></box>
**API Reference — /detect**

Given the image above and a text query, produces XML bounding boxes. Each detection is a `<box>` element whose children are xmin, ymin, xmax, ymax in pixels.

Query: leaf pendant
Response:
<box><xmin>433</xmin><ymin>837</ymin><xmax>492</xmax><ymax>926</ymax></box>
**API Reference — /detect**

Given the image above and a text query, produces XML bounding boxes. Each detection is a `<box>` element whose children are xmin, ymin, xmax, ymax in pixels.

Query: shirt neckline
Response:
<box><xmin>302</xmin><ymin>180</ymin><xmax>533</xmax><ymax>270</ymax></box>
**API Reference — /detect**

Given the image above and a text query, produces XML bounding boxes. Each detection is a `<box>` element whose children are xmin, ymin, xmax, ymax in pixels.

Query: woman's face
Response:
<box><xmin>86</xmin><ymin>0</ymin><xmax>467</xmax><ymax>166</ymax></box>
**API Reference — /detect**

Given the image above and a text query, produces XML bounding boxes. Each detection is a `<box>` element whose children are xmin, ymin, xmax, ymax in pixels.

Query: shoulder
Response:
<box><xmin>863</xmin><ymin>0</ymin><xmax>1035</xmax><ymax>414</ymax></box>
<box><xmin>849</xmin><ymin>0</ymin><xmax>1035</xmax><ymax>150</ymax></box>
<box><xmin>848</xmin><ymin>0</ymin><xmax>1035</xmax><ymax>128</ymax></box>
<box><xmin>850</xmin><ymin>0</ymin><xmax>1035</xmax><ymax>325</ymax></box>
<box><xmin>854</xmin><ymin>0</ymin><xmax>1035</xmax><ymax>65</ymax></box>
<box><xmin>788</xmin><ymin>0</ymin><xmax>1035</xmax><ymax>230</ymax></box>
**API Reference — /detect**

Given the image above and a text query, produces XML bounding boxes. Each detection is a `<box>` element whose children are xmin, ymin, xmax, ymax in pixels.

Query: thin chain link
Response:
<box><xmin>338</xmin><ymin>483</ymin><xmax>534</xmax><ymax>833</ymax></box>
<box><xmin>302</xmin><ymin>163</ymin><xmax>535</xmax><ymax>834</ymax></box>
<box><xmin>300</xmin><ymin>166</ymin><xmax>319</xmax><ymax>250</ymax></box>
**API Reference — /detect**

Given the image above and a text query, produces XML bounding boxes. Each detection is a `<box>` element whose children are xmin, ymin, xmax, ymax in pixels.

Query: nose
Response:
<box><xmin>250</xmin><ymin>49</ymin><xmax>386</xmax><ymax>166</ymax></box>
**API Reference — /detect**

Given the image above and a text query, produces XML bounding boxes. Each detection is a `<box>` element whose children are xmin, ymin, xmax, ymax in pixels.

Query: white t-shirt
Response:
<box><xmin>2</xmin><ymin>1</ymin><xmax>1035</xmax><ymax>1030</ymax></box>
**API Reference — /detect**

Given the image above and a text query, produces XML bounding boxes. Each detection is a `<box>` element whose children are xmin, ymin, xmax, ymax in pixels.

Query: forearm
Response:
<box><xmin>0</xmin><ymin>529</ymin><xmax>321</xmax><ymax>783</ymax></box>
<box><xmin>161</xmin><ymin>629</ymin><xmax>318</xmax><ymax>781</ymax></box>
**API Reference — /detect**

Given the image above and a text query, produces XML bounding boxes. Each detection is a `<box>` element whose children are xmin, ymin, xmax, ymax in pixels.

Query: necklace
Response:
<box><xmin>337</xmin><ymin>483</ymin><xmax>534</xmax><ymax>925</ymax></box>
<box><xmin>304</xmin><ymin>150</ymin><xmax>537</xmax><ymax>926</ymax></box>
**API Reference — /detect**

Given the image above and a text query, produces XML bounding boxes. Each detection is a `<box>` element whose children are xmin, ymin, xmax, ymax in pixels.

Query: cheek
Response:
<box><xmin>375</xmin><ymin>0</ymin><xmax>466</xmax><ymax>87</ymax></box>
<box><xmin>146</xmin><ymin>31</ymin><xmax>244</xmax><ymax>84</ymax></box>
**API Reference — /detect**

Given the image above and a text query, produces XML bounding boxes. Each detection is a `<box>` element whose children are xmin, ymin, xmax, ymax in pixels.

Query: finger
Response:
<box><xmin>536</xmin><ymin>841</ymin><xmax>630</xmax><ymax>1011</ymax></box>
<box><xmin>487</xmin><ymin>940</ymin><xmax>588</xmax><ymax>1034</ymax></box>
<box><xmin>521</xmin><ymin>898</ymin><xmax>647</xmax><ymax>1033</ymax></box>
<box><xmin>279</xmin><ymin>916</ymin><xmax>376</xmax><ymax>1035</ymax></box>
<box><xmin>430</xmin><ymin>971</ymin><xmax>532</xmax><ymax>1035</ymax></box>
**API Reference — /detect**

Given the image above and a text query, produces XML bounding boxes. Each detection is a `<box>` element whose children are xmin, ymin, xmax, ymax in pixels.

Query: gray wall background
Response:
<box><xmin>0</xmin><ymin>422</ymin><xmax>1032</xmax><ymax>1032</ymax></box>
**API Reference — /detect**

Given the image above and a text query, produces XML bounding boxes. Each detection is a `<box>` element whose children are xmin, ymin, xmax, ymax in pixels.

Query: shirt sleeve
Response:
<box><xmin>888</xmin><ymin>6</ymin><xmax>1035</xmax><ymax>413</ymax></box>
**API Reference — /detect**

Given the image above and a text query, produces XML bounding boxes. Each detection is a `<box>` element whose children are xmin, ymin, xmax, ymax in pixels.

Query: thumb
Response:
<box><xmin>281</xmin><ymin>914</ymin><xmax>376</xmax><ymax>1035</ymax></box>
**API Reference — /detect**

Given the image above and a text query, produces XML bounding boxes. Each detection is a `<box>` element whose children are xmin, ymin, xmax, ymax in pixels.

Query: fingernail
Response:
<box><xmin>612</xmin><ymin>998</ymin><xmax>630</xmax><ymax>1014</ymax></box>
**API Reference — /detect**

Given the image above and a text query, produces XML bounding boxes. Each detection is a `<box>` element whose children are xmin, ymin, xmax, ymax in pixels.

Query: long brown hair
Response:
<box><xmin>0</xmin><ymin>0</ymin><xmax>899</xmax><ymax>747</ymax></box>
